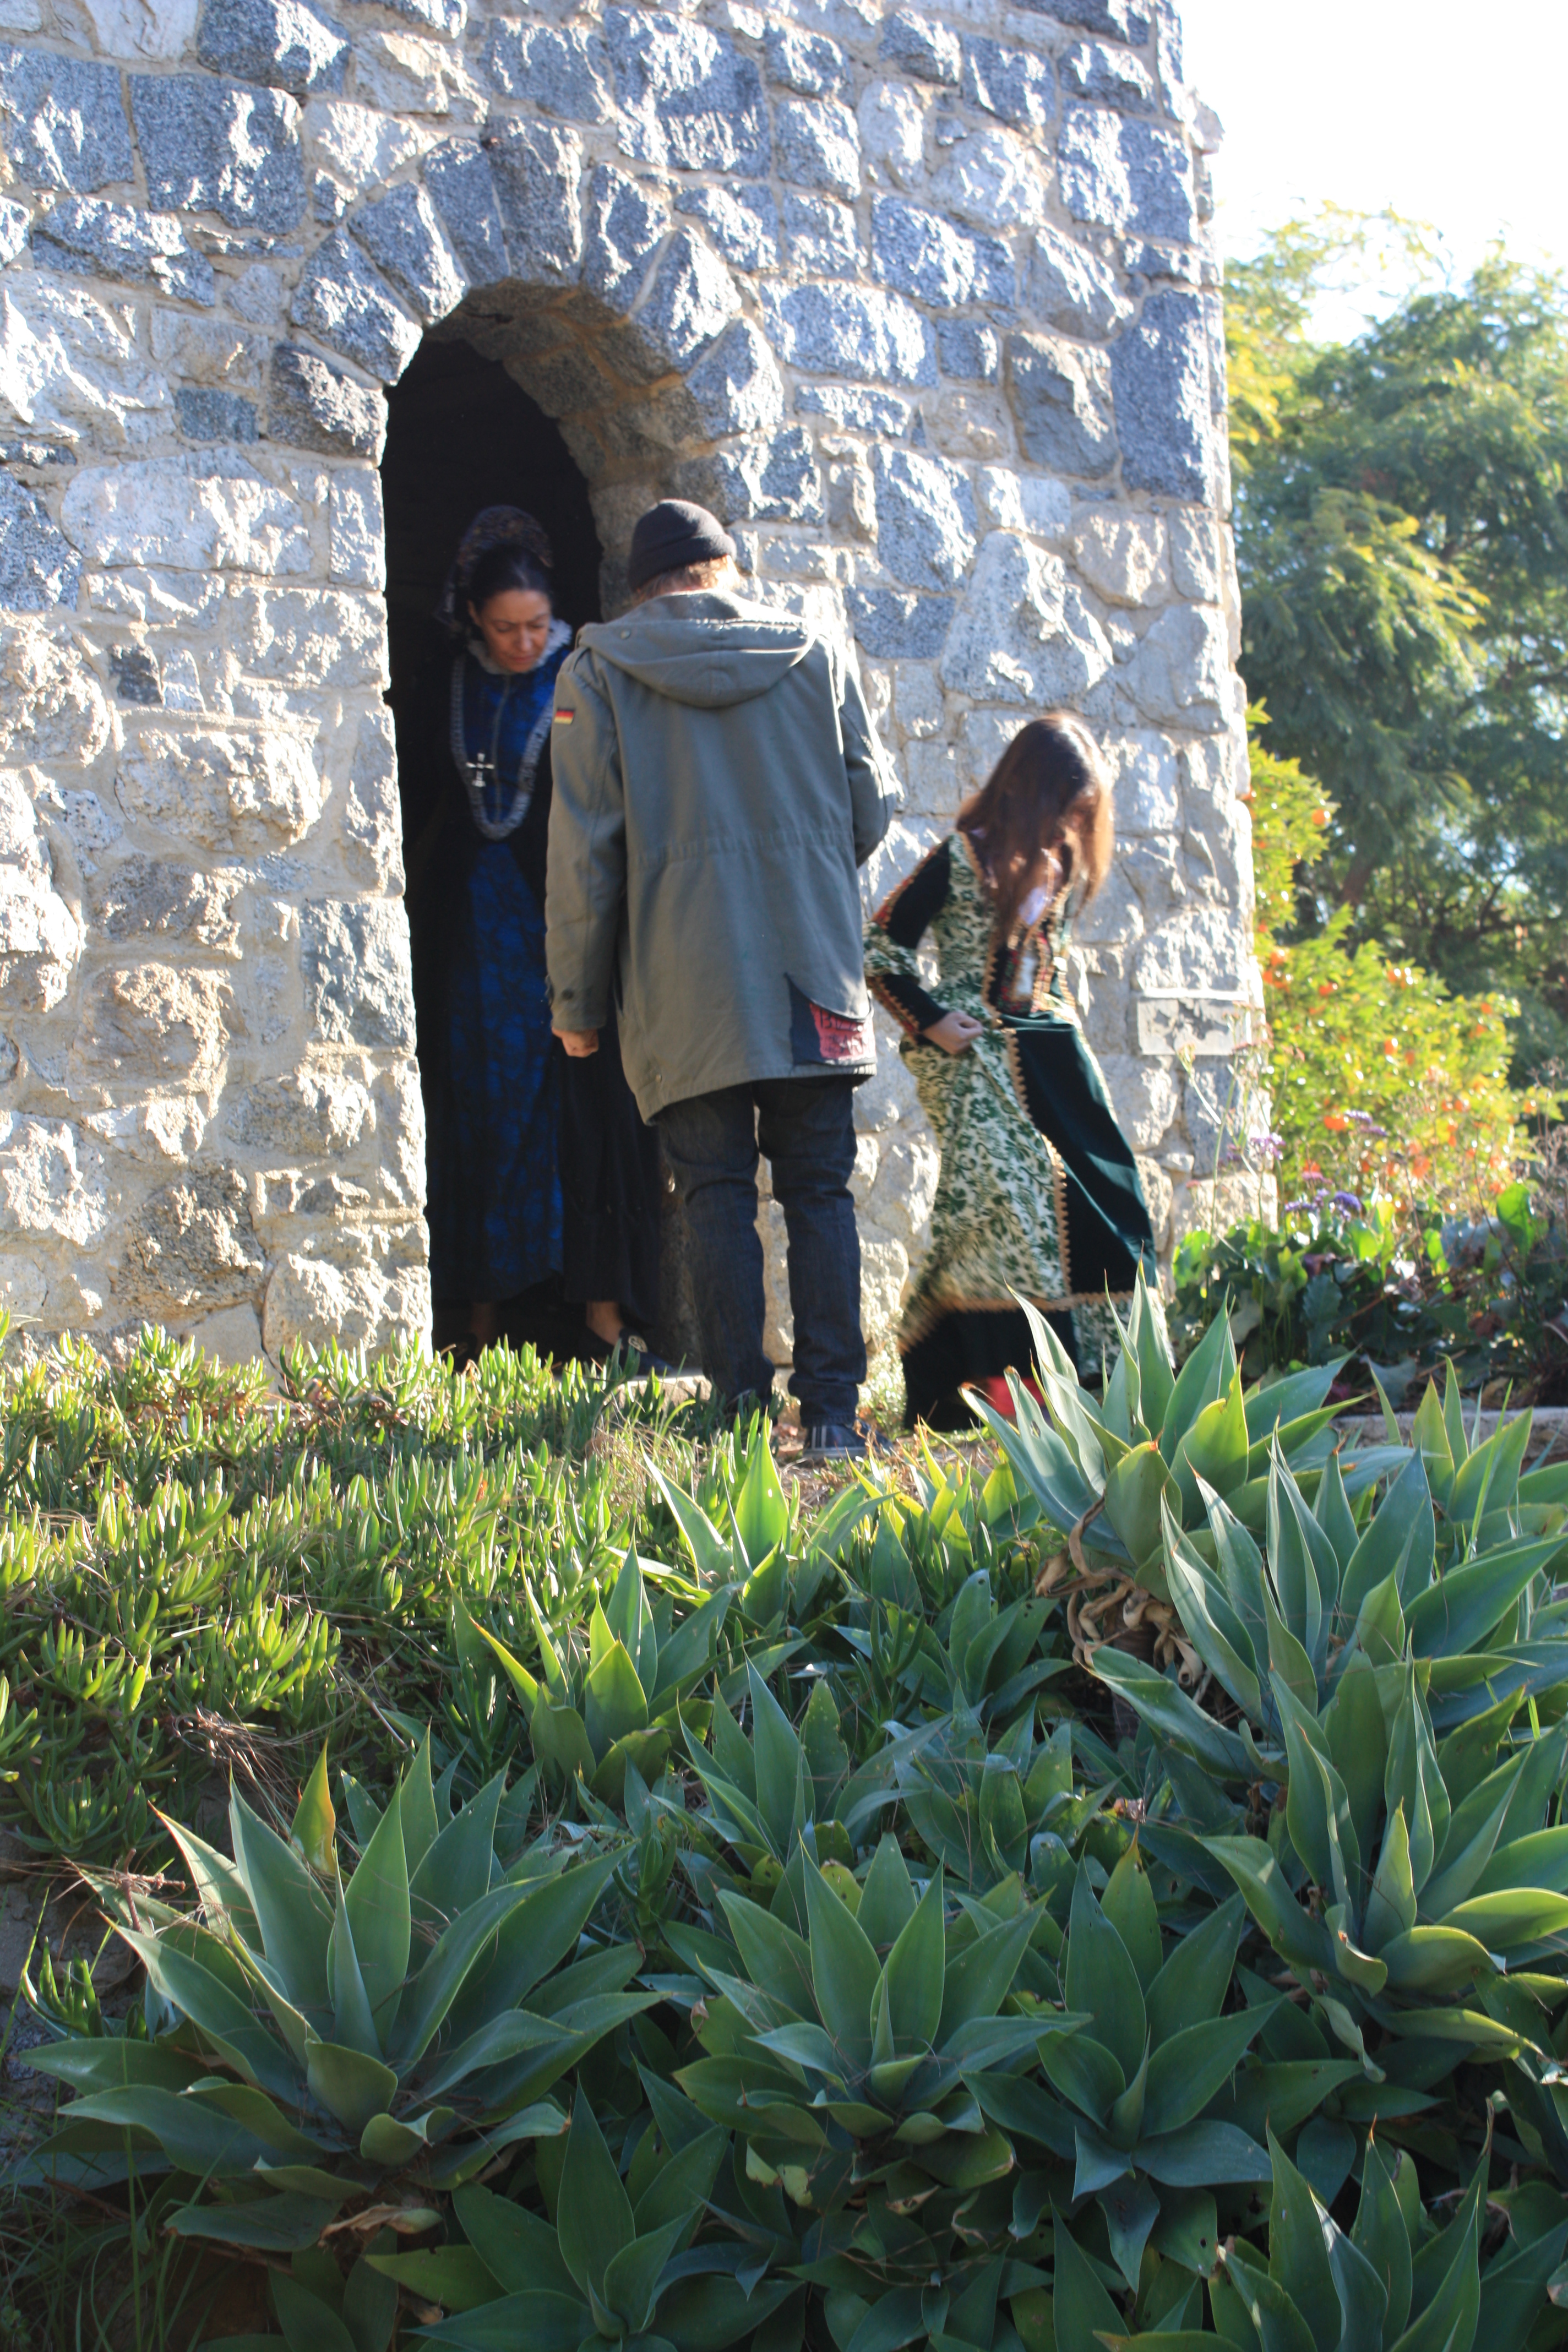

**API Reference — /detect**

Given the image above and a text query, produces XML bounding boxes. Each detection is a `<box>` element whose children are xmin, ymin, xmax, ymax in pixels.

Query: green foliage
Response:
<box><xmin>973</xmin><ymin>1278</ymin><xmax>1403</xmax><ymax>1584</ymax></box>
<box><xmin>14</xmin><ymin>1324</ymin><xmax>1568</xmax><ymax>2352</ymax></box>
<box><xmin>1172</xmin><ymin>1189</ymin><xmax>1568</xmax><ymax>1404</ymax></box>
<box><xmin>1229</xmin><ymin>218</ymin><xmax>1568</xmax><ymax>1076</ymax></box>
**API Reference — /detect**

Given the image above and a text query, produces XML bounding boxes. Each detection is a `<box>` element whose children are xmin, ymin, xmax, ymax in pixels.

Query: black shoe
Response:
<box><xmin>798</xmin><ymin>1422</ymin><xmax>868</xmax><ymax>1463</ymax></box>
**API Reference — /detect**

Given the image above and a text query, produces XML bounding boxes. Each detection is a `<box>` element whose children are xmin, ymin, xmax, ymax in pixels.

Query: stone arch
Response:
<box><xmin>316</xmin><ymin>132</ymin><xmax>804</xmax><ymax>618</ymax></box>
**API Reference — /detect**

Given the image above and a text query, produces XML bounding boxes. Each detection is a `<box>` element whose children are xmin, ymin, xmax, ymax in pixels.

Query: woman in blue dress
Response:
<box><xmin>401</xmin><ymin>507</ymin><xmax>662</xmax><ymax>1360</ymax></box>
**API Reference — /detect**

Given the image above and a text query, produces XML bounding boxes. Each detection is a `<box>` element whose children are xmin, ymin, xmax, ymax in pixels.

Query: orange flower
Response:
<box><xmin>1322</xmin><ymin>1112</ymin><xmax>1348</xmax><ymax>1132</ymax></box>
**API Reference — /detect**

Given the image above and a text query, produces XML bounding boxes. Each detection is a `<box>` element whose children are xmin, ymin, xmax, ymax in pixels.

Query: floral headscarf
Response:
<box><xmin>436</xmin><ymin>505</ymin><xmax>555</xmax><ymax>635</ymax></box>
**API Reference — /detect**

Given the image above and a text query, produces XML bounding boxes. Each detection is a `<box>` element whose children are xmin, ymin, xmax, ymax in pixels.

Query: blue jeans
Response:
<box><xmin>657</xmin><ymin>1076</ymin><xmax>865</xmax><ymax>1425</ymax></box>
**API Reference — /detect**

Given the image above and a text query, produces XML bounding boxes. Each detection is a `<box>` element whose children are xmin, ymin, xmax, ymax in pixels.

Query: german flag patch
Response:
<box><xmin>554</xmin><ymin>709</ymin><xmax>574</xmax><ymax>725</ymax></box>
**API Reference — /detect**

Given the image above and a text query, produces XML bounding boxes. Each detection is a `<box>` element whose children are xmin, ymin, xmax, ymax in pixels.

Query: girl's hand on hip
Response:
<box><xmin>924</xmin><ymin>1011</ymin><xmax>984</xmax><ymax>1055</ymax></box>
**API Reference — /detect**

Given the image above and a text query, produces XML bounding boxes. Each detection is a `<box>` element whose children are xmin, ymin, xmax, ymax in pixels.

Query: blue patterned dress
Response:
<box><xmin>415</xmin><ymin>627</ymin><xmax>571</xmax><ymax>1306</ymax></box>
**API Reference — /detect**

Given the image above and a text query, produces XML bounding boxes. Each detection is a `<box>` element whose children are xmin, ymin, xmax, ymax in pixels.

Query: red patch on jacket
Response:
<box><xmin>788</xmin><ymin>978</ymin><xmax>873</xmax><ymax>1066</ymax></box>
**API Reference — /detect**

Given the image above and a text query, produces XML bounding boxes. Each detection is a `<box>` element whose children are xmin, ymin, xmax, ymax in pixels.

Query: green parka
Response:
<box><xmin>544</xmin><ymin>589</ymin><xmax>896</xmax><ymax>1120</ymax></box>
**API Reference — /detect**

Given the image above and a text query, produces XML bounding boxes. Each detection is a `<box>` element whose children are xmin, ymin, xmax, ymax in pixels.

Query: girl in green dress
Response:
<box><xmin>865</xmin><ymin>714</ymin><xmax>1156</xmax><ymax>1429</ymax></box>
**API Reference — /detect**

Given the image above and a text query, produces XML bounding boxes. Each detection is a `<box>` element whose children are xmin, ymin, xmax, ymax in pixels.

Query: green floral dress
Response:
<box><xmin>865</xmin><ymin>830</ymin><xmax>1155</xmax><ymax>1424</ymax></box>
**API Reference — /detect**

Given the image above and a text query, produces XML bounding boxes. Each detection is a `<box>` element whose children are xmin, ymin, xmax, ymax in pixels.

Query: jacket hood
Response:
<box><xmin>578</xmin><ymin>592</ymin><xmax>815</xmax><ymax>709</ymax></box>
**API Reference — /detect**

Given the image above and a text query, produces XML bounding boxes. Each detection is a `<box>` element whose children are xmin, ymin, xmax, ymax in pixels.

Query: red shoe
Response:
<box><xmin>978</xmin><ymin>1373</ymin><xmax>1043</xmax><ymax>1420</ymax></box>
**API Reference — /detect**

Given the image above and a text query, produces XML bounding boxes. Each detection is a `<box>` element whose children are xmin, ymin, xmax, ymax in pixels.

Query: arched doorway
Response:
<box><xmin>380</xmin><ymin>332</ymin><xmax>664</xmax><ymax>1366</ymax></box>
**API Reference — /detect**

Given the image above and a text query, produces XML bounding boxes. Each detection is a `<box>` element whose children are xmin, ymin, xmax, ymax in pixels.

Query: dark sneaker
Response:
<box><xmin>798</xmin><ymin>1422</ymin><xmax>868</xmax><ymax>1463</ymax></box>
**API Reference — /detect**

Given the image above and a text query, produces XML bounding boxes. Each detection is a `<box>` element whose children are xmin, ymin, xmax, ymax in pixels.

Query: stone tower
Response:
<box><xmin>0</xmin><ymin>0</ymin><xmax>1254</xmax><ymax>1367</ymax></box>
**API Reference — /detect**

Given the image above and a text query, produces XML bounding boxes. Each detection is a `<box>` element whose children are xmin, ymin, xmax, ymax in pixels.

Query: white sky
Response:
<box><xmin>1178</xmin><ymin>0</ymin><xmax>1568</xmax><ymax>334</ymax></box>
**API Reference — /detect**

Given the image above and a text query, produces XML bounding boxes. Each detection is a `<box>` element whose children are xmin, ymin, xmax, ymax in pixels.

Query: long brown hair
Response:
<box><xmin>956</xmin><ymin>714</ymin><xmax>1114</xmax><ymax>940</ymax></box>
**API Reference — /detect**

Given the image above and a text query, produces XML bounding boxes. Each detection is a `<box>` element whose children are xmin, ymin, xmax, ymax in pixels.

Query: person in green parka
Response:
<box><xmin>864</xmin><ymin>713</ymin><xmax>1157</xmax><ymax>1429</ymax></box>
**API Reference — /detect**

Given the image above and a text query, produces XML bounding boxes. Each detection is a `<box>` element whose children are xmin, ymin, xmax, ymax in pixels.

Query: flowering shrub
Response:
<box><xmin>1246</xmin><ymin>714</ymin><xmax>1533</xmax><ymax>1216</ymax></box>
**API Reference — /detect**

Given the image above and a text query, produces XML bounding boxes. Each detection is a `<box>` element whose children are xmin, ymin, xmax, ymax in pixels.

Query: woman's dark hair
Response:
<box><xmin>956</xmin><ymin>713</ymin><xmax>1114</xmax><ymax>940</ymax></box>
<box><xmin>465</xmin><ymin>540</ymin><xmax>553</xmax><ymax>618</ymax></box>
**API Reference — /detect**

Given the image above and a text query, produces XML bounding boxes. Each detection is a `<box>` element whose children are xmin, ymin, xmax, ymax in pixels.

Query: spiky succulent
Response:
<box><xmin>26</xmin><ymin>1740</ymin><xmax>651</xmax><ymax>2275</ymax></box>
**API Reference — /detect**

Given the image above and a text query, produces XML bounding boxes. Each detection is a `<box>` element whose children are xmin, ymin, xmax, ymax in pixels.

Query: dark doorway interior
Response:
<box><xmin>382</xmin><ymin>335</ymin><xmax>607</xmax><ymax>1363</ymax></box>
<box><xmin>382</xmin><ymin>333</ymin><xmax>603</xmax><ymax>696</ymax></box>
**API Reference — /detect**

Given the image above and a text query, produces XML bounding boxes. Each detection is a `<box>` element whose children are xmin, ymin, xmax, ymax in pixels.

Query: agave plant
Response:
<box><xmin>974</xmin><ymin>1277</ymin><xmax>1404</xmax><ymax>1591</ymax></box>
<box><xmin>975</xmin><ymin>1853</ymin><xmax>1278</xmax><ymax>2293</ymax></box>
<box><xmin>680</xmin><ymin>1659</ymin><xmax>899</xmax><ymax>1912</ymax></box>
<box><xmin>1098</xmin><ymin>1427</ymin><xmax>1568</xmax><ymax>2066</ymax></box>
<box><xmin>374</xmin><ymin>2088</ymin><xmax>790</xmax><ymax>2352</ymax></box>
<box><xmin>24</xmin><ymin>1738</ymin><xmax>654</xmax><ymax>2279</ymax></box>
<box><xmin>672</xmin><ymin>1842</ymin><xmax>1066</xmax><ymax>2328</ymax></box>
<box><xmin>477</xmin><ymin>1547</ymin><xmax>732</xmax><ymax>1803</ymax></box>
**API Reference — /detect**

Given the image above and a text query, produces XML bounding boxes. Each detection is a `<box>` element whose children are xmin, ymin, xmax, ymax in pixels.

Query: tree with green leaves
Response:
<box><xmin>1228</xmin><ymin>216</ymin><xmax>1568</xmax><ymax>1077</ymax></box>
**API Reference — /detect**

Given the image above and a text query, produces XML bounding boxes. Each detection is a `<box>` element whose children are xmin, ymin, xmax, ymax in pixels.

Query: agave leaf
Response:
<box><xmin>938</xmin><ymin>1903</ymin><xmax>1035</xmax><ymax>2043</ymax></box>
<box><xmin>46</xmin><ymin>2086</ymin><xmax>276</xmax><ymax>2177</ymax></box>
<box><xmin>645</xmin><ymin>1587</ymin><xmax>733</xmax><ymax>1712</ymax></box>
<box><xmin>1145</xmin><ymin>1894</ymin><xmax>1245</xmax><ymax>2047</ymax></box>
<box><xmin>1365</xmin><ymin>1807</ymin><xmax>1419</xmax><ymax>1954</ymax></box>
<box><xmin>390</xmin><ymin>1877</ymin><xmax>562</xmax><ymax>2067</ymax></box>
<box><xmin>1102</xmin><ymin>1843</ymin><xmax>1162</xmax><ymax>1995</ymax></box>
<box><xmin>1422</xmin><ymin>1756</ymin><xmax>1526</xmax><ymax>1918</ymax></box>
<box><xmin>1041</xmin><ymin>2027</ymin><xmax>1124</xmax><ymax>2124</ymax></box>
<box><xmin>1268</xmin><ymin>1447</ymin><xmax>1332</xmax><ymax>1670</ymax></box>
<box><xmin>1054</xmin><ymin>2207</ymin><xmax>1126</xmax><ymax>2352</ymax></box>
<box><xmin>117</xmin><ymin>1927</ymin><xmax>299</xmax><ymax>2101</ymax></box>
<box><xmin>717</xmin><ymin>1892</ymin><xmax>815</xmax><ymax>2018</ymax></box>
<box><xmin>304</xmin><ymin>2036</ymin><xmax>397</xmax><ymax>2135</ymax></box>
<box><xmin>1092</xmin><ymin>1648</ymin><xmax>1254</xmax><ymax>1781</ymax></box>
<box><xmin>884</xmin><ymin>1865</ymin><xmax>945</xmax><ymax>2048</ymax></box>
<box><xmin>555</xmin><ymin>2092</ymin><xmax>636</xmax><ymax>2302</ymax></box>
<box><xmin>166</xmin><ymin>2191</ymin><xmax>342</xmax><ymax>2252</ymax></box>
<box><xmin>1407</xmin><ymin>1536</ymin><xmax>1564</xmax><ymax>1660</ymax></box>
<box><xmin>803</xmin><ymin>1856</ymin><xmax>881</xmax><ymax>2064</ymax></box>
<box><xmin>1065</xmin><ymin>1868</ymin><xmax>1146</xmax><ymax>2083</ymax></box>
<box><xmin>158</xmin><ymin>1814</ymin><xmax>262</xmax><ymax>1945</ymax></box>
<box><xmin>444</xmin><ymin>1854</ymin><xmax>618</xmax><ymax>2037</ymax></box>
<box><xmin>229</xmin><ymin>1791</ymin><xmax>333</xmax><ymax>2017</ymax></box>
<box><xmin>1103</xmin><ymin>1443</ymin><xmax>1175</xmax><ymax>1572</ymax></box>
<box><xmin>1353</xmin><ymin>2139</ymin><xmax>1413</xmax><ymax>2339</ymax></box>
<box><xmin>1204</xmin><ymin>1838</ymin><xmax>1334</xmax><ymax>1978</ymax></box>
<box><xmin>23</xmin><ymin>2042</ymin><xmax>206</xmax><ymax>2096</ymax></box>
<box><xmin>1443</xmin><ymin>1888</ymin><xmax>1568</xmax><ymax>1950</ymax></box>
<box><xmin>733</xmin><ymin>1430</ymin><xmax>790</xmax><ymax>1565</ymax></box>
<box><xmin>966</xmin><ymin>1385</ymin><xmax>1099</xmax><ymax>1543</ymax></box>
<box><xmin>359</xmin><ymin>2107</ymin><xmax>454</xmax><ymax>2165</ymax></box>
<box><xmin>746</xmin><ymin>1664</ymin><xmax>803</xmax><ymax>1860</ymax></box>
<box><xmin>1142</xmin><ymin>2005</ymin><xmax>1272</xmax><ymax>2142</ymax></box>
<box><xmin>1159</xmin><ymin>1310</ymin><xmax>1235</xmax><ymax>1465</ymax></box>
<box><xmin>1385</xmin><ymin>1673</ymin><xmax>1442</xmax><ymax>1896</ymax></box>
<box><xmin>400</xmin><ymin>1735</ymin><xmax>440</xmax><ymax>1880</ymax></box>
<box><xmin>1200</xmin><ymin>1478</ymin><xmax>1271</xmax><ymax>1668</ymax></box>
<box><xmin>858</xmin><ymin>1837</ymin><xmax>920</xmax><ymax>1951</ymax></box>
<box><xmin>1244</xmin><ymin>1363</ymin><xmax>1339</xmax><ymax>1445</ymax></box>
<box><xmin>272</xmin><ymin>2271</ymin><xmax>358</xmax><ymax>2352</ymax></box>
<box><xmin>1410</xmin><ymin>1380</ymin><xmax>1457</xmax><ymax>1517</ymax></box>
<box><xmin>1172</xmin><ymin>1368</ymin><xmax>1251</xmax><ymax>1518</ymax></box>
<box><xmin>291</xmin><ymin>1747</ymin><xmax>336</xmax><ymax>1875</ymax></box>
<box><xmin>451</xmin><ymin>2183</ymin><xmax>578</xmax><ymax>2295</ymax></box>
<box><xmin>1377</xmin><ymin>1927</ymin><xmax>1495</xmax><ymax>1995</ymax></box>
<box><xmin>1471</xmin><ymin>1825</ymin><xmax>1568</xmax><ymax>1897</ymax></box>
<box><xmin>1400</xmin><ymin>2160</ymin><xmax>1483</xmax><ymax>2352</ymax></box>
<box><xmin>1016</xmin><ymin>1289</ymin><xmax>1111</xmax><ymax>1484</ymax></box>
<box><xmin>582</xmin><ymin>1634</ymin><xmax>649</xmax><ymax>1760</ymax></box>
<box><xmin>1339</xmin><ymin>1452</ymin><xmax>1434</xmax><ymax>1629</ymax></box>
<box><xmin>1475</xmin><ymin>2214</ymin><xmax>1568</xmax><ymax>2346</ymax></box>
<box><xmin>646</xmin><ymin>1465</ymin><xmax>732</xmax><ymax>1583</ymax></box>
<box><xmin>1322</xmin><ymin>1652</ymin><xmax>1387</xmax><ymax>1866</ymax></box>
<box><xmin>1161</xmin><ymin>1498</ymin><xmax>1262</xmax><ymax>1721</ymax></box>
<box><xmin>327</xmin><ymin>1864</ymin><xmax>379</xmax><ymax>2058</ymax></box>
<box><xmin>1315</xmin><ymin>1449</ymin><xmax>1360</xmax><ymax>1575</ymax></box>
<box><xmin>344</xmin><ymin>1785</ymin><xmax>409</xmax><ymax>2030</ymax></box>
<box><xmin>1267</xmin><ymin>2125</ymin><xmax>1340</xmax><ymax>2352</ymax></box>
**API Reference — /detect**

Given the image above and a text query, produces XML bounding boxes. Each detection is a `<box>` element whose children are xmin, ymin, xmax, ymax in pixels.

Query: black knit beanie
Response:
<box><xmin>627</xmin><ymin>499</ymin><xmax>736</xmax><ymax>592</ymax></box>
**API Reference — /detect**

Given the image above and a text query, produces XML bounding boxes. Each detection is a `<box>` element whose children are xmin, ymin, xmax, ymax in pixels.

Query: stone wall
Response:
<box><xmin>0</xmin><ymin>0</ymin><xmax>1255</xmax><ymax>1368</ymax></box>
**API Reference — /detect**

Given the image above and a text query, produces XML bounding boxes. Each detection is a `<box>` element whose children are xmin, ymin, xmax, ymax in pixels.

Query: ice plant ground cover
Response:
<box><xmin>6</xmin><ymin>1298</ymin><xmax>1568</xmax><ymax>2352</ymax></box>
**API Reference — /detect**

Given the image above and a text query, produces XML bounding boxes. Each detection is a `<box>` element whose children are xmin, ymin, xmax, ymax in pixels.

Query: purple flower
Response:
<box><xmin>1283</xmin><ymin>1197</ymin><xmax>1313</xmax><ymax>1214</ymax></box>
<box><xmin>1332</xmin><ymin>1190</ymin><xmax>1364</xmax><ymax>1214</ymax></box>
<box><xmin>1346</xmin><ymin>1109</ymin><xmax>1375</xmax><ymax>1126</ymax></box>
